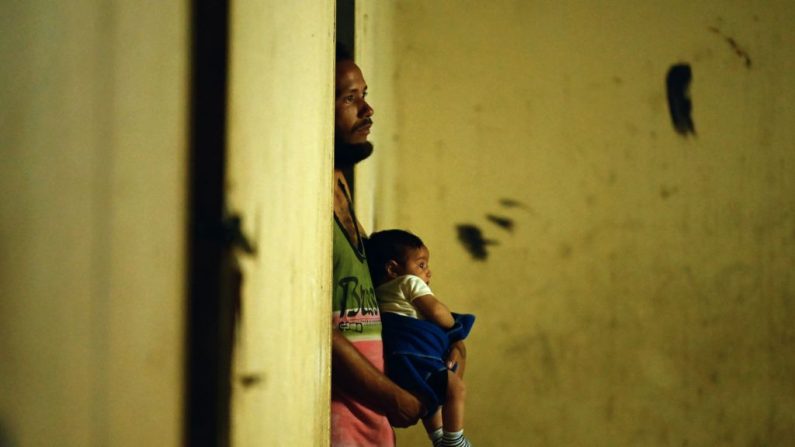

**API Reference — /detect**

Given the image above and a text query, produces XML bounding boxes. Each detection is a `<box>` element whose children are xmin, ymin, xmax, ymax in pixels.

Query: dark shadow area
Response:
<box><xmin>337</xmin><ymin>0</ymin><xmax>356</xmax><ymax>196</ymax></box>
<box><xmin>337</xmin><ymin>0</ymin><xmax>355</xmax><ymax>54</ymax></box>
<box><xmin>185</xmin><ymin>1</ymin><xmax>235</xmax><ymax>446</ymax></box>
<box><xmin>0</xmin><ymin>420</ymin><xmax>16</xmax><ymax>447</ymax></box>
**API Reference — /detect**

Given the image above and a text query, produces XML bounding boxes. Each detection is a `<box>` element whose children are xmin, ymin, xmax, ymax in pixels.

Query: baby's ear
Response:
<box><xmin>385</xmin><ymin>260</ymin><xmax>401</xmax><ymax>279</ymax></box>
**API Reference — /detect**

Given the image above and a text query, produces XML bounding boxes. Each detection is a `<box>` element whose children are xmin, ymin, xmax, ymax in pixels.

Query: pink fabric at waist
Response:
<box><xmin>331</xmin><ymin>339</ymin><xmax>394</xmax><ymax>447</ymax></box>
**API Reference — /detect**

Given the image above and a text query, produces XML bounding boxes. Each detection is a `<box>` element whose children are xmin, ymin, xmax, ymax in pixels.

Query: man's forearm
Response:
<box><xmin>332</xmin><ymin>329</ymin><xmax>395</xmax><ymax>406</ymax></box>
<box><xmin>332</xmin><ymin>330</ymin><xmax>423</xmax><ymax>426</ymax></box>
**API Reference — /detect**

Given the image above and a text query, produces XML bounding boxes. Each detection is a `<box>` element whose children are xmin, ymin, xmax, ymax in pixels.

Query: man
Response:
<box><xmin>331</xmin><ymin>45</ymin><xmax>465</xmax><ymax>446</ymax></box>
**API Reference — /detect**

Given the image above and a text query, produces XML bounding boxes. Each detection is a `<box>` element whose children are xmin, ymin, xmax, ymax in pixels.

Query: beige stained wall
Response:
<box><xmin>1</xmin><ymin>1</ymin><xmax>335</xmax><ymax>445</ymax></box>
<box><xmin>226</xmin><ymin>1</ymin><xmax>334</xmax><ymax>446</ymax></box>
<box><xmin>0</xmin><ymin>1</ymin><xmax>188</xmax><ymax>446</ymax></box>
<box><xmin>360</xmin><ymin>1</ymin><xmax>795</xmax><ymax>446</ymax></box>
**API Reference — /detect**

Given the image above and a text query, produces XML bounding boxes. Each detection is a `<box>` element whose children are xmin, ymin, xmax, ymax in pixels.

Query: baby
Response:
<box><xmin>366</xmin><ymin>229</ymin><xmax>475</xmax><ymax>447</ymax></box>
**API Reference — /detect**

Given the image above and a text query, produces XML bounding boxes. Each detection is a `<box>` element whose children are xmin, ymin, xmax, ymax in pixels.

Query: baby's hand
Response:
<box><xmin>446</xmin><ymin>340</ymin><xmax>467</xmax><ymax>377</ymax></box>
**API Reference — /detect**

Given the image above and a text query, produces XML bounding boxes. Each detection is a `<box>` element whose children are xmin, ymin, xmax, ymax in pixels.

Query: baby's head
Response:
<box><xmin>365</xmin><ymin>229</ymin><xmax>432</xmax><ymax>286</ymax></box>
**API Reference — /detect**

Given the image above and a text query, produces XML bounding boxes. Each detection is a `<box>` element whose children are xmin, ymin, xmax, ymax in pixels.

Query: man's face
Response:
<box><xmin>335</xmin><ymin>60</ymin><xmax>374</xmax><ymax>166</ymax></box>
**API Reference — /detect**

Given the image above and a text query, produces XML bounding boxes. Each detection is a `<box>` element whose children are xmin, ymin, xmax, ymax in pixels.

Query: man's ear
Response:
<box><xmin>385</xmin><ymin>260</ymin><xmax>401</xmax><ymax>279</ymax></box>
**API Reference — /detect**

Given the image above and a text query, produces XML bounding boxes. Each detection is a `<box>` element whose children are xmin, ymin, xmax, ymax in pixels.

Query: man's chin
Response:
<box><xmin>334</xmin><ymin>140</ymin><xmax>374</xmax><ymax>167</ymax></box>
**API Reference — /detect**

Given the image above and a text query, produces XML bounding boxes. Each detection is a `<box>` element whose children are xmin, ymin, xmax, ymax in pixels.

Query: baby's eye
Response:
<box><xmin>419</xmin><ymin>263</ymin><xmax>426</xmax><ymax>269</ymax></box>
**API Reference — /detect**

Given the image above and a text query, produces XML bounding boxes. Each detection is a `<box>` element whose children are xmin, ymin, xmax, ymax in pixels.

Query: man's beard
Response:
<box><xmin>334</xmin><ymin>138</ymin><xmax>374</xmax><ymax>167</ymax></box>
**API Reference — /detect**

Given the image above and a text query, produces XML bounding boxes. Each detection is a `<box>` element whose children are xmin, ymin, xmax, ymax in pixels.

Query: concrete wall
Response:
<box><xmin>0</xmin><ymin>1</ymin><xmax>188</xmax><ymax>445</ymax></box>
<box><xmin>0</xmin><ymin>1</ymin><xmax>335</xmax><ymax>446</ymax></box>
<box><xmin>226</xmin><ymin>2</ymin><xmax>334</xmax><ymax>446</ymax></box>
<box><xmin>359</xmin><ymin>1</ymin><xmax>795</xmax><ymax>445</ymax></box>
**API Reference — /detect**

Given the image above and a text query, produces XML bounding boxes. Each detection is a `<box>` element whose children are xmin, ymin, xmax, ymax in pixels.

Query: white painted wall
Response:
<box><xmin>226</xmin><ymin>2</ymin><xmax>335</xmax><ymax>446</ymax></box>
<box><xmin>0</xmin><ymin>1</ymin><xmax>188</xmax><ymax>445</ymax></box>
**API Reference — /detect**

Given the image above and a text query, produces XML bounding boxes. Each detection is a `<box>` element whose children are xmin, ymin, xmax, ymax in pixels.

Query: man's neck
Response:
<box><xmin>335</xmin><ymin>166</ymin><xmax>354</xmax><ymax>193</ymax></box>
<box><xmin>333</xmin><ymin>169</ymin><xmax>363</xmax><ymax>242</ymax></box>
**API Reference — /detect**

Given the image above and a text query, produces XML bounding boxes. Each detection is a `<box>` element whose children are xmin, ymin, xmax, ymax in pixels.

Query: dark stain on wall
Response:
<box><xmin>486</xmin><ymin>214</ymin><xmax>515</xmax><ymax>232</ymax></box>
<box><xmin>666</xmin><ymin>64</ymin><xmax>696</xmax><ymax>136</ymax></box>
<box><xmin>456</xmin><ymin>224</ymin><xmax>496</xmax><ymax>260</ymax></box>
<box><xmin>660</xmin><ymin>185</ymin><xmax>679</xmax><ymax>199</ymax></box>
<box><xmin>457</xmin><ymin>198</ymin><xmax>531</xmax><ymax>259</ymax></box>
<box><xmin>239</xmin><ymin>373</ymin><xmax>264</xmax><ymax>388</ymax></box>
<box><xmin>499</xmin><ymin>198</ymin><xmax>528</xmax><ymax>210</ymax></box>
<box><xmin>708</xmin><ymin>26</ymin><xmax>752</xmax><ymax>68</ymax></box>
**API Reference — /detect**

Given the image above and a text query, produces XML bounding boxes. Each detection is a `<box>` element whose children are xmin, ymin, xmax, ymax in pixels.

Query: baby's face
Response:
<box><xmin>400</xmin><ymin>245</ymin><xmax>432</xmax><ymax>285</ymax></box>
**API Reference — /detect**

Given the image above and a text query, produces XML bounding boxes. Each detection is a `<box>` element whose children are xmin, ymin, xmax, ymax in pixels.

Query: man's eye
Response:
<box><xmin>345</xmin><ymin>95</ymin><xmax>355</xmax><ymax>103</ymax></box>
<box><xmin>362</xmin><ymin>91</ymin><xmax>368</xmax><ymax>98</ymax></box>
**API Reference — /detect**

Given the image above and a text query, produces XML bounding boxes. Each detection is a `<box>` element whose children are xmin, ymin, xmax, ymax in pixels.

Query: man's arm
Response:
<box><xmin>332</xmin><ymin>330</ymin><xmax>424</xmax><ymax>427</ymax></box>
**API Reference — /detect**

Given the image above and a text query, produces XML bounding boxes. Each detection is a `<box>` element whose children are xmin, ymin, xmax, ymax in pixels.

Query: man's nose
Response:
<box><xmin>358</xmin><ymin>100</ymin><xmax>374</xmax><ymax>118</ymax></box>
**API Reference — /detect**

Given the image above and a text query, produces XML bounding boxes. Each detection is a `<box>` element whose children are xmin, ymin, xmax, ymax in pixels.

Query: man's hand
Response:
<box><xmin>385</xmin><ymin>388</ymin><xmax>424</xmax><ymax>428</ymax></box>
<box><xmin>332</xmin><ymin>330</ymin><xmax>424</xmax><ymax>427</ymax></box>
<box><xmin>447</xmin><ymin>340</ymin><xmax>467</xmax><ymax>377</ymax></box>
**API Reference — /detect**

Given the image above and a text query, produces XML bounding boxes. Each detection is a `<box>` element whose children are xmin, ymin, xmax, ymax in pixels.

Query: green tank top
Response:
<box><xmin>332</xmin><ymin>217</ymin><xmax>382</xmax><ymax>342</ymax></box>
<box><xmin>330</xmin><ymin>217</ymin><xmax>391</xmax><ymax>445</ymax></box>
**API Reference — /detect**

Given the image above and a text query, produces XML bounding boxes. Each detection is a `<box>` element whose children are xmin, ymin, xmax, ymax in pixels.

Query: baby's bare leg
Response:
<box><xmin>422</xmin><ymin>408</ymin><xmax>443</xmax><ymax>433</ymax></box>
<box><xmin>442</xmin><ymin>370</ymin><xmax>466</xmax><ymax>432</ymax></box>
<box><xmin>422</xmin><ymin>409</ymin><xmax>444</xmax><ymax>446</ymax></box>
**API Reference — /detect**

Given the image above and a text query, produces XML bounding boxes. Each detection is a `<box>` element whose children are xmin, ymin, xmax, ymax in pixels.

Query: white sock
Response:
<box><xmin>428</xmin><ymin>427</ymin><xmax>443</xmax><ymax>447</ymax></box>
<box><xmin>441</xmin><ymin>429</ymin><xmax>472</xmax><ymax>447</ymax></box>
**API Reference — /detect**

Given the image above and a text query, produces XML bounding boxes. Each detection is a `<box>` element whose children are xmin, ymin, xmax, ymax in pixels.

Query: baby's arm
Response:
<box><xmin>413</xmin><ymin>290</ymin><xmax>468</xmax><ymax>374</ymax></box>
<box><xmin>413</xmin><ymin>294</ymin><xmax>455</xmax><ymax>329</ymax></box>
